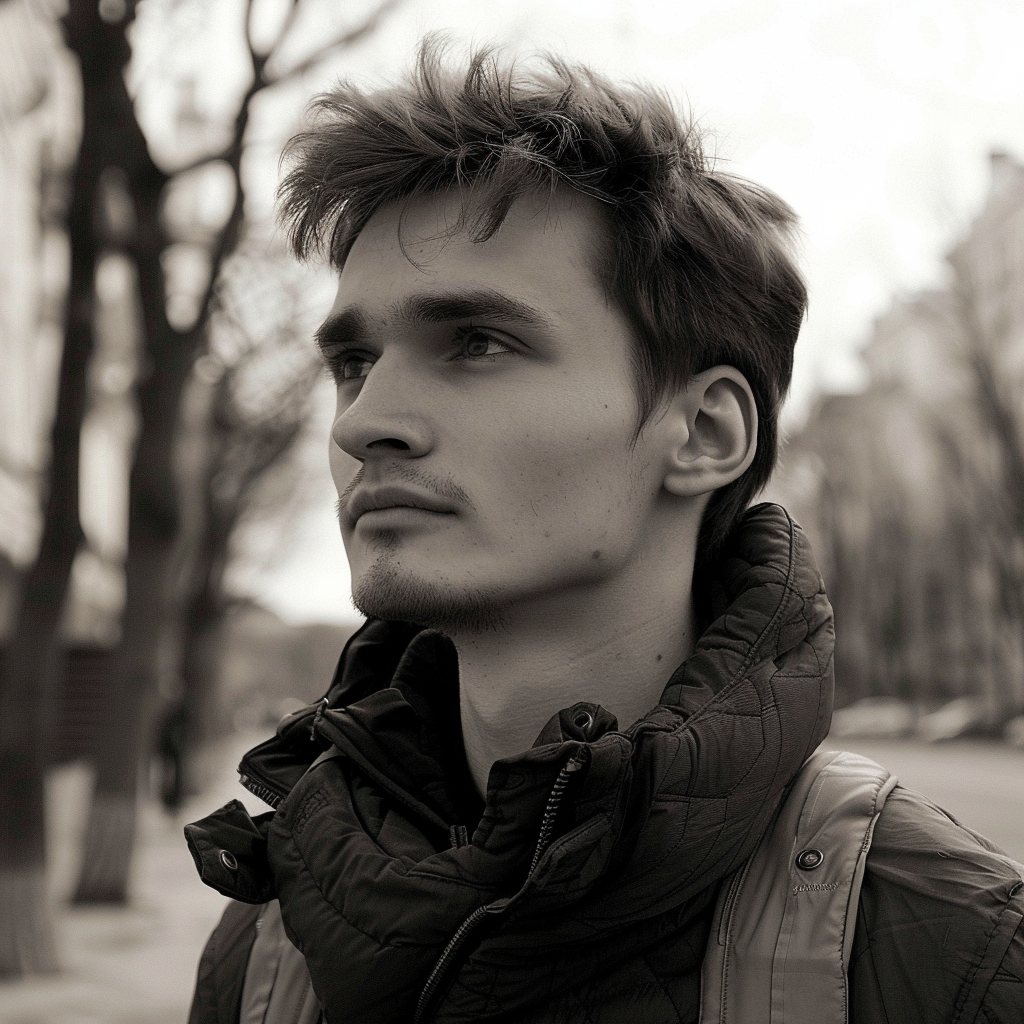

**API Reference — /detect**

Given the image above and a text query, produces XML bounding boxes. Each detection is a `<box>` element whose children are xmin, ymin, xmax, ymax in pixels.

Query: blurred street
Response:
<box><xmin>821</xmin><ymin>737</ymin><xmax>1024</xmax><ymax>862</ymax></box>
<box><xmin>0</xmin><ymin>732</ymin><xmax>1021</xmax><ymax>1024</ymax></box>
<box><xmin>0</xmin><ymin>732</ymin><xmax>266</xmax><ymax>1024</ymax></box>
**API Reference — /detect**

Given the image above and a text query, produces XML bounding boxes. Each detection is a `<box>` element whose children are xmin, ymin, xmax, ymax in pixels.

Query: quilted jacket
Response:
<box><xmin>186</xmin><ymin>504</ymin><xmax>1024</xmax><ymax>1023</ymax></box>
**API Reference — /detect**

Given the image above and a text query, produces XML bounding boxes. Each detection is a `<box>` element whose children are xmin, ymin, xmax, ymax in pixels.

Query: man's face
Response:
<box><xmin>322</xmin><ymin>190</ymin><xmax>673</xmax><ymax>632</ymax></box>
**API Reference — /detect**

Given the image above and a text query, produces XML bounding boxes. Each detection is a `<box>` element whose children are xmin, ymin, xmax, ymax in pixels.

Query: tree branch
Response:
<box><xmin>243</xmin><ymin>0</ymin><xmax>258</xmax><ymax>69</ymax></box>
<box><xmin>267</xmin><ymin>0</ymin><xmax>404</xmax><ymax>85</ymax></box>
<box><xmin>164</xmin><ymin>149</ymin><xmax>233</xmax><ymax>178</ymax></box>
<box><xmin>264</xmin><ymin>0</ymin><xmax>302</xmax><ymax>68</ymax></box>
<box><xmin>950</xmin><ymin>261</ymin><xmax>1024</xmax><ymax>535</ymax></box>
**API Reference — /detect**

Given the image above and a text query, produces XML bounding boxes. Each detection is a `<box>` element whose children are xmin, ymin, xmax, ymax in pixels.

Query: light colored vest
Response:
<box><xmin>239</xmin><ymin>749</ymin><xmax>895</xmax><ymax>1024</ymax></box>
<box><xmin>699</xmin><ymin>749</ymin><xmax>897</xmax><ymax>1024</ymax></box>
<box><xmin>239</xmin><ymin>899</ymin><xmax>321</xmax><ymax>1024</ymax></box>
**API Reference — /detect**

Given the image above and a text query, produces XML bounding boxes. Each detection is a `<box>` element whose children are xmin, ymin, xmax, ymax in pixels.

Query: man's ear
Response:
<box><xmin>661</xmin><ymin>366</ymin><xmax>758</xmax><ymax>498</ymax></box>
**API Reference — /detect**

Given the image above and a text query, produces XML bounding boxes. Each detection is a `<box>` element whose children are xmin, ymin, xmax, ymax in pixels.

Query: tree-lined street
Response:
<box><xmin>0</xmin><ymin>731</ymin><xmax>260</xmax><ymax>1024</ymax></box>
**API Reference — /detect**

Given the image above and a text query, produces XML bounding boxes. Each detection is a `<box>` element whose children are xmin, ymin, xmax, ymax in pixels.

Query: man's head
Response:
<box><xmin>280</xmin><ymin>42</ymin><xmax>806</xmax><ymax>631</ymax></box>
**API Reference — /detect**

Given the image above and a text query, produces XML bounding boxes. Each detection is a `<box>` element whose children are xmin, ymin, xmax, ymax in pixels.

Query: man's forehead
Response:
<box><xmin>341</xmin><ymin>187</ymin><xmax>608</xmax><ymax>270</ymax></box>
<box><xmin>329</xmin><ymin>188</ymin><xmax>611</xmax><ymax>327</ymax></box>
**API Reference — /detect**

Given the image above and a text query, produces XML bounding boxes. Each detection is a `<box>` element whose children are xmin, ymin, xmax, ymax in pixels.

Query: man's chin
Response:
<box><xmin>351</xmin><ymin>557</ymin><xmax>506</xmax><ymax>634</ymax></box>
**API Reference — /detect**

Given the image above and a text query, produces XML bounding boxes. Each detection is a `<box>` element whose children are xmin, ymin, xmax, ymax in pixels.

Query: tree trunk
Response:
<box><xmin>168</xmin><ymin>391</ymin><xmax>235</xmax><ymax>808</ymax></box>
<box><xmin>71</xmin><ymin>97</ymin><xmax>199</xmax><ymax>904</ymax></box>
<box><xmin>174</xmin><ymin>569</ymin><xmax>229</xmax><ymax>807</ymax></box>
<box><xmin>71</xmin><ymin>310</ymin><xmax>197</xmax><ymax>901</ymax></box>
<box><xmin>74</xmin><ymin>14</ymin><xmax>250</xmax><ymax>894</ymax></box>
<box><xmin>72</xmin><ymin>0</ymin><xmax>403</xmax><ymax>894</ymax></box>
<box><xmin>0</xmin><ymin>0</ymin><xmax>130</xmax><ymax>975</ymax></box>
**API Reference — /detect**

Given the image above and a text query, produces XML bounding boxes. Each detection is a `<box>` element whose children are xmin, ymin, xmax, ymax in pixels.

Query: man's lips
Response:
<box><xmin>347</xmin><ymin>485</ymin><xmax>459</xmax><ymax>523</ymax></box>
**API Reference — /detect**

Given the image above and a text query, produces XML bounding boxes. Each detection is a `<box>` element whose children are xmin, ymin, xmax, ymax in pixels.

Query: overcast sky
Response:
<box><xmin>136</xmin><ymin>0</ymin><xmax>1024</xmax><ymax>623</ymax></box>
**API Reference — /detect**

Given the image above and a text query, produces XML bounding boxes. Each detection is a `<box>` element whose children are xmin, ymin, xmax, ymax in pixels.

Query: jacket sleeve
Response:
<box><xmin>188</xmin><ymin>900</ymin><xmax>264</xmax><ymax>1024</ymax></box>
<box><xmin>976</xmin><ymin>913</ymin><xmax>1024</xmax><ymax>1023</ymax></box>
<box><xmin>849</xmin><ymin>786</ymin><xmax>1024</xmax><ymax>1024</ymax></box>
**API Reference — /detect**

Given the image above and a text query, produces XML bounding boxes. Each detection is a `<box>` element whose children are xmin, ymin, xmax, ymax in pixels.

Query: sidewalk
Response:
<box><xmin>0</xmin><ymin>733</ymin><xmax>270</xmax><ymax>1024</ymax></box>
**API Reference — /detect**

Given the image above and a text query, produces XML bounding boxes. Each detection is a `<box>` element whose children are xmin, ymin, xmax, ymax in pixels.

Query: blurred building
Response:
<box><xmin>774</xmin><ymin>152</ymin><xmax>1024</xmax><ymax>721</ymax></box>
<box><xmin>947</xmin><ymin>152</ymin><xmax>1024</xmax><ymax>371</ymax></box>
<box><xmin>0</xmin><ymin>2</ymin><xmax>77</xmax><ymax>632</ymax></box>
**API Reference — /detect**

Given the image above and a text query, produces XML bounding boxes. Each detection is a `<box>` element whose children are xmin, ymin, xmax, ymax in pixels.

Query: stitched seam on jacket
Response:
<box><xmin>861</xmin><ymin>932</ymin><xmax>894</xmax><ymax>1024</ymax></box>
<box><xmin>952</xmin><ymin>899</ymin><xmax>1018</xmax><ymax>1023</ymax></box>
<box><xmin>643</xmin><ymin>949</ymin><xmax>686</xmax><ymax>1020</ymax></box>
<box><xmin>292</xmin><ymin>790</ymin><xmax>328</xmax><ymax>838</ymax></box>
<box><xmin>683</xmin><ymin>511</ymin><xmax>798</xmax><ymax>731</ymax></box>
<box><xmin>287</xmin><ymin>833</ymin><xmax>435</xmax><ymax>951</ymax></box>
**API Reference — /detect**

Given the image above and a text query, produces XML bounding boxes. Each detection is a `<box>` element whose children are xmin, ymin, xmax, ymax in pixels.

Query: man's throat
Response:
<box><xmin>453</xmin><ymin>601</ymin><xmax>694</xmax><ymax>798</ymax></box>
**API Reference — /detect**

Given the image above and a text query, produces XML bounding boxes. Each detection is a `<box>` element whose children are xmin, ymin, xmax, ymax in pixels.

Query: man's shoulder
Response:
<box><xmin>852</xmin><ymin>783</ymin><xmax>1024</xmax><ymax>1023</ymax></box>
<box><xmin>865</xmin><ymin>783</ymin><xmax>1023</xmax><ymax>912</ymax></box>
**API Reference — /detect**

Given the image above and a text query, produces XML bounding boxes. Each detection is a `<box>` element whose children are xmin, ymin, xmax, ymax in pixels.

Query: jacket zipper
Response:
<box><xmin>412</xmin><ymin>748</ymin><xmax>588</xmax><ymax>1024</ymax></box>
<box><xmin>237</xmin><ymin>771</ymin><xmax>286</xmax><ymax>809</ymax></box>
<box><xmin>236</xmin><ymin>698</ymin><xmax>330</xmax><ymax>810</ymax></box>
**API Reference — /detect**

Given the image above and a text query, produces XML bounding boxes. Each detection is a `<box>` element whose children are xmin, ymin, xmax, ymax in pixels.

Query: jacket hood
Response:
<box><xmin>192</xmin><ymin>503</ymin><xmax>834</xmax><ymax>1022</ymax></box>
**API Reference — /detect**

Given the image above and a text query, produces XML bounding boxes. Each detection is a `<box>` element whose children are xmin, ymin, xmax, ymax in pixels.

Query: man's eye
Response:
<box><xmin>326</xmin><ymin>352</ymin><xmax>374</xmax><ymax>382</ymax></box>
<box><xmin>455</xmin><ymin>328</ymin><xmax>513</xmax><ymax>360</ymax></box>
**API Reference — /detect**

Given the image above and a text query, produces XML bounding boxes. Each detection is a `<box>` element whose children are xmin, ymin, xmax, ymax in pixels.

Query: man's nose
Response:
<box><xmin>330</xmin><ymin>356</ymin><xmax>433</xmax><ymax>461</ymax></box>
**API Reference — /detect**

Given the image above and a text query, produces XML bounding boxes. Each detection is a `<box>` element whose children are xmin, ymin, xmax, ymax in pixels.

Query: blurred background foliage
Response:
<box><xmin>771</xmin><ymin>152</ymin><xmax>1024</xmax><ymax>741</ymax></box>
<box><xmin>0</xmin><ymin>0</ymin><xmax>387</xmax><ymax>976</ymax></box>
<box><xmin>0</xmin><ymin>0</ymin><xmax>1023</xmax><ymax>987</ymax></box>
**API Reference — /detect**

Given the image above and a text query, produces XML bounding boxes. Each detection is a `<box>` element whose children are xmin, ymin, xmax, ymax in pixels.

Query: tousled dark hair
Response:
<box><xmin>279</xmin><ymin>40</ymin><xmax>806</xmax><ymax>561</ymax></box>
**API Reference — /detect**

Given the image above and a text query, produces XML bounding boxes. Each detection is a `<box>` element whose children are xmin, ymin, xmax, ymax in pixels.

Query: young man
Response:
<box><xmin>185</xmin><ymin>44</ymin><xmax>1024</xmax><ymax>1024</ymax></box>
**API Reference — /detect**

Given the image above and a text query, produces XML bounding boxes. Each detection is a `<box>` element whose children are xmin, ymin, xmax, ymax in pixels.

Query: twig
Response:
<box><xmin>265</xmin><ymin>0</ymin><xmax>302</xmax><ymax>68</ymax></box>
<box><xmin>165</xmin><ymin>149</ymin><xmax>233</xmax><ymax>178</ymax></box>
<box><xmin>267</xmin><ymin>0</ymin><xmax>404</xmax><ymax>84</ymax></box>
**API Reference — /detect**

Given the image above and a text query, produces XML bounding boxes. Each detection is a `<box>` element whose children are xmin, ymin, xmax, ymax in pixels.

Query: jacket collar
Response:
<box><xmin>251</xmin><ymin>501</ymin><xmax>834</xmax><ymax>903</ymax></box>
<box><xmin>210</xmin><ymin>503</ymin><xmax>834</xmax><ymax>1022</ymax></box>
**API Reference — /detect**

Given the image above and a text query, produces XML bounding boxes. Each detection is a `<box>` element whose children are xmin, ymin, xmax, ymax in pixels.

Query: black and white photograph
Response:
<box><xmin>0</xmin><ymin>1</ymin><xmax>1022</xmax><ymax>1022</ymax></box>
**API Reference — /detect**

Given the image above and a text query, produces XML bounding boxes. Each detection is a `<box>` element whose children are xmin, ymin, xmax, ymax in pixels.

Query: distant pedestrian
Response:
<box><xmin>155</xmin><ymin>699</ymin><xmax>186</xmax><ymax>811</ymax></box>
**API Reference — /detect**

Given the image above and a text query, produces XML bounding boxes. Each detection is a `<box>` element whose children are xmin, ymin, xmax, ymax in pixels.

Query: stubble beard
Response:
<box><xmin>351</xmin><ymin>538</ymin><xmax>508</xmax><ymax>635</ymax></box>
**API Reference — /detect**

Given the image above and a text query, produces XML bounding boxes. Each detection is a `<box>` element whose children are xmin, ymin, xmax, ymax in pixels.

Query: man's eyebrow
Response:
<box><xmin>314</xmin><ymin>308</ymin><xmax>367</xmax><ymax>355</ymax></box>
<box><xmin>314</xmin><ymin>290</ymin><xmax>556</xmax><ymax>354</ymax></box>
<box><xmin>393</xmin><ymin>290</ymin><xmax>557</xmax><ymax>332</ymax></box>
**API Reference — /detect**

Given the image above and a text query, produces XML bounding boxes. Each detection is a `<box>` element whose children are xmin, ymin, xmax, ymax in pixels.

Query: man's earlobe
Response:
<box><xmin>662</xmin><ymin>366</ymin><xmax>758</xmax><ymax>498</ymax></box>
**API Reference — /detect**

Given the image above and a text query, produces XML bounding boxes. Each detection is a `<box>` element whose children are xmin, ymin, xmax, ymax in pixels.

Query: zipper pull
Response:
<box><xmin>448</xmin><ymin>824</ymin><xmax>470</xmax><ymax>849</ymax></box>
<box><xmin>527</xmin><ymin>747</ymin><xmax>589</xmax><ymax>877</ymax></box>
<box><xmin>310</xmin><ymin>697</ymin><xmax>329</xmax><ymax>742</ymax></box>
<box><xmin>415</xmin><ymin>749</ymin><xmax>589</xmax><ymax>1024</ymax></box>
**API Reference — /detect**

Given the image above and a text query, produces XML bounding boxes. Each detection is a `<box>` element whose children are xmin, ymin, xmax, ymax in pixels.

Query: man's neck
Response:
<box><xmin>452</xmin><ymin>571</ymin><xmax>696</xmax><ymax>798</ymax></box>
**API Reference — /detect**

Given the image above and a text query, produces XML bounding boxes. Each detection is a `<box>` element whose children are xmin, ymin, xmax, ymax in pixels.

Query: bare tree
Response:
<box><xmin>159</xmin><ymin>245</ymin><xmax>324</xmax><ymax>808</ymax></box>
<box><xmin>939</xmin><ymin>232</ymin><xmax>1024</xmax><ymax>716</ymax></box>
<box><xmin>777</xmin><ymin>167</ymin><xmax>1024</xmax><ymax>726</ymax></box>
<box><xmin>73</xmin><ymin>0</ymin><xmax>403</xmax><ymax>905</ymax></box>
<box><xmin>0</xmin><ymin>0</ymin><xmax>134</xmax><ymax>977</ymax></box>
